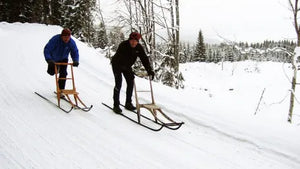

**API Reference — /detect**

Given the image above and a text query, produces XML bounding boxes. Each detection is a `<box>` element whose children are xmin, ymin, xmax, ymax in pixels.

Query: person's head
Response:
<box><xmin>61</xmin><ymin>28</ymin><xmax>71</xmax><ymax>43</ymax></box>
<box><xmin>128</xmin><ymin>32</ymin><xmax>141</xmax><ymax>48</ymax></box>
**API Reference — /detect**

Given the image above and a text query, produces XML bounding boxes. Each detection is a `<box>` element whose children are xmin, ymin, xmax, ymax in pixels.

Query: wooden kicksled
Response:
<box><xmin>133</xmin><ymin>73</ymin><xmax>184</xmax><ymax>130</ymax></box>
<box><xmin>54</xmin><ymin>62</ymin><xmax>92</xmax><ymax>112</ymax></box>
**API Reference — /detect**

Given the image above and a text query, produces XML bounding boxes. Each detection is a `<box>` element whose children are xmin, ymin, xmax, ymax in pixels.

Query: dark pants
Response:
<box><xmin>112</xmin><ymin>65</ymin><xmax>135</xmax><ymax>107</ymax></box>
<box><xmin>47</xmin><ymin>59</ymin><xmax>68</xmax><ymax>90</ymax></box>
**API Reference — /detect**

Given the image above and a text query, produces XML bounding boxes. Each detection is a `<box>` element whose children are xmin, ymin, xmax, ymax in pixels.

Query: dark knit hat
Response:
<box><xmin>129</xmin><ymin>32</ymin><xmax>141</xmax><ymax>41</ymax></box>
<box><xmin>61</xmin><ymin>28</ymin><xmax>71</xmax><ymax>37</ymax></box>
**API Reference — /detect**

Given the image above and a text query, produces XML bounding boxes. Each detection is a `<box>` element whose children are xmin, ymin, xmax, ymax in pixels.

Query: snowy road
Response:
<box><xmin>0</xmin><ymin>22</ymin><xmax>299</xmax><ymax>169</ymax></box>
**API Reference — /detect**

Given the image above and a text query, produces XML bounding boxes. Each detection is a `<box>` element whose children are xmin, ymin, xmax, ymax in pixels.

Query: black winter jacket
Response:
<box><xmin>111</xmin><ymin>40</ymin><xmax>152</xmax><ymax>72</ymax></box>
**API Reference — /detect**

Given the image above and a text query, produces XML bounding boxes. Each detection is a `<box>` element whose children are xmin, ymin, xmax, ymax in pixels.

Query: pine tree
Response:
<box><xmin>108</xmin><ymin>27</ymin><xmax>125</xmax><ymax>51</ymax></box>
<box><xmin>41</xmin><ymin>0</ymin><xmax>50</xmax><ymax>24</ymax></box>
<box><xmin>49</xmin><ymin>0</ymin><xmax>63</xmax><ymax>25</ymax></box>
<box><xmin>29</xmin><ymin>0</ymin><xmax>43</xmax><ymax>23</ymax></box>
<box><xmin>0</xmin><ymin>0</ymin><xmax>49</xmax><ymax>23</ymax></box>
<box><xmin>0</xmin><ymin>0</ymin><xmax>6</xmax><ymax>21</ymax></box>
<box><xmin>93</xmin><ymin>22</ymin><xmax>108</xmax><ymax>49</ymax></box>
<box><xmin>3</xmin><ymin>0</ymin><xmax>23</xmax><ymax>22</ymax></box>
<box><xmin>227</xmin><ymin>46</ymin><xmax>234</xmax><ymax>62</ymax></box>
<box><xmin>186</xmin><ymin>43</ymin><xmax>192</xmax><ymax>62</ymax></box>
<box><xmin>193</xmin><ymin>30</ymin><xmax>206</xmax><ymax>62</ymax></box>
<box><xmin>64</xmin><ymin>0</ymin><xmax>96</xmax><ymax>43</ymax></box>
<box><xmin>18</xmin><ymin>1</ymin><xmax>29</xmax><ymax>22</ymax></box>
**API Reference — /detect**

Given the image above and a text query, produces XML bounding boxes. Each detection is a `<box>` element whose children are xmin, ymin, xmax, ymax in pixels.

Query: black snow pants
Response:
<box><xmin>112</xmin><ymin>65</ymin><xmax>135</xmax><ymax>107</ymax></box>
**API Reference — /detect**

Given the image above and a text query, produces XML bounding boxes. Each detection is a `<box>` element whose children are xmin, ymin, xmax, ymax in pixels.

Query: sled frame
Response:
<box><xmin>54</xmin><ymin>62</ymin><xmax>91</xmax><ymax>111</ymax></box>
<box><xmin>134</xmin><ymin>73</ymin><xmax>183</xmax><ymax>127</ymax></box>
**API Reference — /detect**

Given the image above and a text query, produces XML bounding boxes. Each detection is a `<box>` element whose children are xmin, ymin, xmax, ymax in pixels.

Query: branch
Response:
<box><xmin>152</xmin><ymin>1</ymin><xmax>171</xmax><ymax>11</ymax></box>
<box><xmin>289</xmin><ymin>0</ymin><xmax>296</xmax><ymax>12</ymax></box>
<box><xmin>159</xmin><ymin>0</ymin><xmax>172</xmax><ymax>39</ymax></box>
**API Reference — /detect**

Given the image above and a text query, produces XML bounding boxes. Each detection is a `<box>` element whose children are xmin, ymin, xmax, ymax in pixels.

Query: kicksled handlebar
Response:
<box><xmin>134</xmin><ymin>72</ymin><xmax>148</xmax><ymax>77</ymax></box>
<box><xmin>54</xmin><ymin>62</ymin><xmax>74</xmax><ymax>66</ymax></box>
<box><xmin>134</xmin><ymin>72</ymin><xmax>154</xmax><ymax>80</ymax></box>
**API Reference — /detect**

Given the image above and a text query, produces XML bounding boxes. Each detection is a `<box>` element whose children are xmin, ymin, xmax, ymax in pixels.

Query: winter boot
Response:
<box><xmin>55</xmin><ymin>92</ymin><xmax>66</xmax><ymax>99</ymax></box>
<box><xmin>113</xmin><ymin>105</ymin><xmax>122</xmax><ymax>114</ymax></box>
<box><xmin>60</xmin><ymin>93</ymin><xmax>66</xmax><ymax>99</ymax></box>
<box><xmin>125</xmin><ymin>102</ymin><xmax>136</xmax><ymax>111</ymax></box>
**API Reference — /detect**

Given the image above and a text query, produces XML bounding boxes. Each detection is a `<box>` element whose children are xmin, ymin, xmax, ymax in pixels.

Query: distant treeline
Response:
<box><xmin>178</xmin><ymin>40</ymin><xmax>296</xmax><ymax>63</ymax></box>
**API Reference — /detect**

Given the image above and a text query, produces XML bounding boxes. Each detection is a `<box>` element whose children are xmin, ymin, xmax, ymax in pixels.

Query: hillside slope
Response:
<box><xmin>0</xmin><ymin>22</ymin><xmax>299</xmax><ymax>169</ymax></box>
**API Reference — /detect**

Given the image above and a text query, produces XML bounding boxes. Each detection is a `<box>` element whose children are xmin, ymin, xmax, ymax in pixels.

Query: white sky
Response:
<box><xmin>100</xmin><ymin>0</ymin><xmax>296</xmax><ymax>43</ymax></box>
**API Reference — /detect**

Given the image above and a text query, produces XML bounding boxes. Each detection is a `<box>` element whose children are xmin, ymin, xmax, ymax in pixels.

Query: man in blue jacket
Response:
<box><xmin>44</xmin><ymin>28</ymin><xmax>79</xmax><ymax>90</ymax></box>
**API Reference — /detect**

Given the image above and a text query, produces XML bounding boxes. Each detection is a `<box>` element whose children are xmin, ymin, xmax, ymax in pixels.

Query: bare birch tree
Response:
<box><xmin>115</xmin><ymin>0</ymin><xmax>183</xmax><ymax>88</ymax></box>
<box><xmin>287</xmin><ymin>0</ymin><xmax>300</xmax><ymax>123</ymax></box>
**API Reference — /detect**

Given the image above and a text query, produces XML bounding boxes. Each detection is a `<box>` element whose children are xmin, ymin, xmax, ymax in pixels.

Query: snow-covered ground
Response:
<box><xmin>0</xmin><ymin>22</ymin><xmax>299</xmax><ymax>169</ymax></box>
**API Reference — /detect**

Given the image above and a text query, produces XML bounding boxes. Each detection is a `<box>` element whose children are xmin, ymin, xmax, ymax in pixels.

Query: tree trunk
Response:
<box><xmin>288</xmin><ymin>0</ymin><xmax>300</xmax><ymax>123</ymax></box>
<box><xmin>151</xmin><ymin>0</ymin><xmax>156</xmax><ymax>62</ymax></box>
<box><xmin>129</xmin><ymin>0</ymin><xmax>133</xmax><ymax>31</ymax></box>
<box><xmin>288</xmin><ymin>74</ymin><xmax>297</xmax><ymax>122</ymax></box>
<box><xmin>175</xmin><ymin>0</ymin><xmax>179</xmax><ymax>73</ymax></box>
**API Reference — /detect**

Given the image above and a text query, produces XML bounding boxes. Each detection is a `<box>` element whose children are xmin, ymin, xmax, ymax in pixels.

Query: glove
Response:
<box><xmin>73</xmin><ymin>61</ymin><xmax>79</xmax><ymax>67</ymax></box>
<box><xmin>147</xmin><ymin>70</ymin><xmax>155</xmax><ymax>80</ymax></box>
<box><xmin>46</xmin><ymin>60</ymin><xmax>55</xmax><ymax>76</ymax></box>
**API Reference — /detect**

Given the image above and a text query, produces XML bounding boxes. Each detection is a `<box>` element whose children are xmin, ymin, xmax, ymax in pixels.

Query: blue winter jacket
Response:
<box><xmin>44</xmin><ymin>34</ymin><xmax>79</xmax><ymax>62</ymax></box>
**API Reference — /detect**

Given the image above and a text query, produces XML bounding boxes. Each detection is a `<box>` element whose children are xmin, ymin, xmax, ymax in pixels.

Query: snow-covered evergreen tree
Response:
<box><xmin>64</xmin><ymin>0</ymin><xmax>96</xmax><ymax>43</ymax></box>
<box><xmin>0</xmin><ymin>0</ymin><xmax>26</xmax><ymax>22</ymax></box>
<box><xmin>193</xmin><ymin>30</ymin><xmax>206</xmax><ymax>62</ymax></box>
<box><xmin>49</xmin><ymin>0</ymin><xmax>63</xmax><ymax>25</ymax></box>
<box><xmin>108</xmin><ymin>27</ymin><xmax>125</xmax><ymax>52</ymax></box>
<box><xmin>93</xmin><ymin>22</ymin><xmax>108</xmax><ymax>49</ymax></box>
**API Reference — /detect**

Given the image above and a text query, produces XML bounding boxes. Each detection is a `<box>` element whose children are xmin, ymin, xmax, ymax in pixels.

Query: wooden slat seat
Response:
<box><xmin>141</xmin><ymin>104</ymin><xmax>160</xmax><ymax>110</ymax></box>
<box><xmin>61</xmin><ymin>89</ymin><xmax>78</xmax><ymax>95</ymax></box>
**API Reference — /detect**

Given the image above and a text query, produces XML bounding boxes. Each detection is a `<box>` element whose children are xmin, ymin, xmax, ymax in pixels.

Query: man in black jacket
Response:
<box><xmin>111</xmin><ymin>32</ymin><xmax>155</xmax><ymax>114</ymax></box>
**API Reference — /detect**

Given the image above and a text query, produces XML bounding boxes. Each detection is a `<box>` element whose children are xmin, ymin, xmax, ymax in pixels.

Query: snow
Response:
<box><xmin>0</xmin><ymin>22</ymin><xmax>299</xmax><ymax>169</ymax></box>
